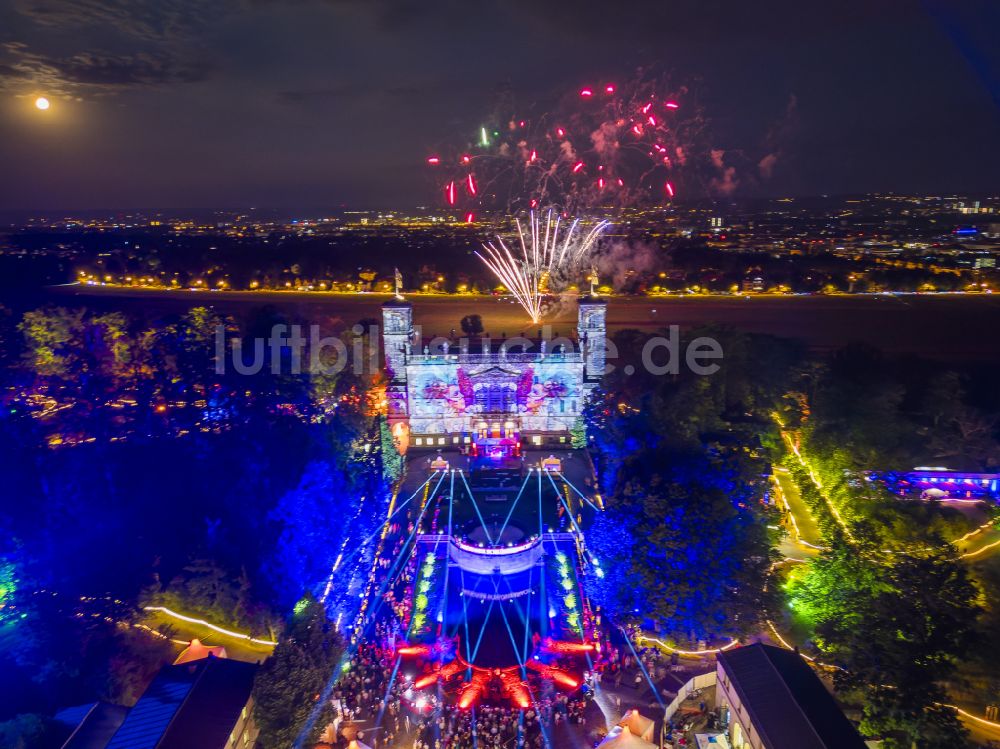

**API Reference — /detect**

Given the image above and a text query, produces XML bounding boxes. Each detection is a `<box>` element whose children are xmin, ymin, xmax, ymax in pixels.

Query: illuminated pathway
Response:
<box><xmin>777</xmin><ymin>422</ymin><xmax>1000</xmax><ymax>560</ymax></box>
<box><xmin>955</xmin><ymin>522</ymin><xmax>1000</xmax><ymax>560</ymax></box>
<box><xmin>772</xmin><ymin>466</ymin><xmax>824</xmax><ymax>557</ymax></box>
<box><xmin>140</xmin><ymin>606</ymin><xmax>276</xmax><ymax>663</ymax></box>
<box><xmin>771</xmin><ymin>423</ymin><xmax>1000</xmax><ymax>741</ymax></box>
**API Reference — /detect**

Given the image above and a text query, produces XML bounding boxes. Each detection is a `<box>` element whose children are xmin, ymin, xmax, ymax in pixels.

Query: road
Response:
<box><xmin>954</xmin><ymin>513</ymin><xmax>1000</xmax><ymax>561</ymax></box>
<box><xmin>142</xmin><ymin>607</ymin><xmax>275</xmax><ymax>664</ymax></box>
<box><xmin>949</xmin><ymin>703</ymin><xmax>1000</xmax><ymax>744</ymax></box>
<box><xmin>772</xmin><ymin>467</ymin><xmax>824</xmax><ymax>559</ymax></box>
<box><xmin>771</xmin><ymin>460</ymin><xmax>1000</xmax><ymax>742</ymax></box>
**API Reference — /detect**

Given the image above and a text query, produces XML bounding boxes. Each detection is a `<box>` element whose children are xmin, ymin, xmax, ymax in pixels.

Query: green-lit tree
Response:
<box><xmin>789</xmin><ymin>541</ymin><xmax>978</xmax><ymax>748</ymax></box>
<box><xmin>252</xmin><ymin>596</ymin><xmax>344</xmax><ymax>749</ymax></box>
<box><xmin>379</xmin><ymin>417</ymin><xmax>403</xmax><ymax>481</ymax></box>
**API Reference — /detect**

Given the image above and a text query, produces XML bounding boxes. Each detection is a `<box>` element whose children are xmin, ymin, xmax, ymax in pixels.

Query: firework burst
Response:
<box><xmin>476</xmin><ymin>210</ymin><xmax>609</xmax><ymax>323</ymax></box>
<box><xmin>427</xmin><ymin>71</ymin><xmax>708</xmax><ymax>213</ymax></box>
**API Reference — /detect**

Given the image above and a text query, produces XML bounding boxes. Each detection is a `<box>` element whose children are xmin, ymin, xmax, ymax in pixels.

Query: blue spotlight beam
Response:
<box><xmin>319</xmin><ymin>472</ymin><xmax>434</xmax><ymax>602</ymax></box>
<box><xmin>520</xmin><ymin>566</ymin><xmax>533</xmax><ymax>664</ymax></box>
<box><xmin>496</xmin><ymin>587</ymin><xmax>526</xmax><ymax>670</ymax></box>
<box><xmin>494</xmin><ymin>468</ymin><xmax>533</xmax><ymax>544</ymax></box>
<box><xmin>438</xmin><ymin>469</ymin><xmax>456</xmax><ymax>632</ymax></box>
<box><xmin>559</xmin><ymin>471</ymin><xmax>602</xmax><ymax>512</ymax></box>
<box><xmin>458</xmin><ymin>469</ymin><xmax>495</xmax><ymax>546</ymax></box>
<box><xmin>374</xmin><ymin>655</ymin><xmax>402</xmax><ymax>729</ymax></box>
<box><xmin>294</xmin><ymin>471</ymin><xmax>447</xmax><ymax>748</ymax></box>
<box><xmin>538</xmin><ymin>468</ymin><xmax>545</xmax><ymax>536</ymax></box>
<box><xmin>621</xmin><ymin>626</ymin><xmax>666</xmax><ymax>709</ymax></box>
<box><xmin>459</xmin><ymin>568</ymin><xmax>474</xmax><ymax>664</ymax></box>
<box><xmin>545</xmin><ymin>470</ymin><xmax>586</xmax><ymax>537</ymax></box>
<box><xmin>373</xmin><ymin>469</ymin><xmax>447</xmax><ymax>611</ymax></box>
<box><xmin>494</xmin><ymin>566</ymin><xmax>534</xmax><ymax>667</ymax></box>
<box><xmin>471</xmin><ymin>599</ymin><xmax>497</xmax><ymax>662</ymax></box>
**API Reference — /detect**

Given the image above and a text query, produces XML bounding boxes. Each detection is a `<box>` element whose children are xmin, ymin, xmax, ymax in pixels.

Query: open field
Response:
<box><xmin>44</xmin><ymin>285</ymin><xmax>1000</xmax><ymax>360</ymax></box>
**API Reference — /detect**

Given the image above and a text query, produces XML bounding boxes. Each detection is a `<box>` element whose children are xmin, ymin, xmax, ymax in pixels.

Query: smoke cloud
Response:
<box><xmin>758</xmin><ymin>152</ymin><xmax>779</xmax><ymax>179</ymax></box>
<box><xmin>593</xmin><ymin>238</ymin><xmax>660</xmax><ymax>291</ymax></box>
<box><xmin>711</xmin><ymin>167</ymin><xmax>739</xmax><ymax>196</ymax></box>
<box><xmin>757</xmin><ymin>94</ymin><xmax>798</xmax><ymax>182</ymax></box>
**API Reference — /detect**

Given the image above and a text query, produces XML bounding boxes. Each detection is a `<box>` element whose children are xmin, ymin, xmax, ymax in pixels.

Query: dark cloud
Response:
<box><xmin>505</xmin><ymin>0</ymin><xmax>922</xmax><ymax>46</ymax></box>
<box><xmin>11</xmin><ymin>0</ymin><xmax>219</xmax><ymax>41</ymax></box>
<box><xmin>57</xmin><ymin>51</ymin><xmax>211</xmax><ymax>86</ymax></box>
<box><xmin>0</xmin><ymin>42</ymin><xmax>211</xmax><ymax>93</ymax></box>
<box><xmin>1</xmin><ymin>0</ymin><xmax>222</xmax><ymax>96</ymax></box>
<box><xmin>278</xmin><ymin>84</ymin><xmax>368</xmax><ymax>103</ymax></box>
<box><xmin>278</xmin><ymin>83</ymin><xmax>451</xmax><ymax>105</ymax></box>
<box><xmin>252</xmin><ymin>0</ymin><xmax>444</xmax><ymax>33</ymax></box>
<box><xmin>1</xmin><ymin>0</ymin><xmax>998</xmax><ymax>211</ymax></box>
<box><xmin>0</xmin><ymin>42</ymin><xmax>70</xmax><ymax>95</ymax></box>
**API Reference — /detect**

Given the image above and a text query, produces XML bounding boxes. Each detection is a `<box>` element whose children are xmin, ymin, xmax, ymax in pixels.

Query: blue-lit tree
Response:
<box><xmin>264</xmin><ymin>460</ymin><xmax>360</xmax><ymax>611</ymax></box>
<box><xmin>609</xmin><ymin>448</ymin><xmax>777</xmax><ymax>642</ymax></box>
<box><xmin>583</xmin><ymin>327</ymin><xmax>794</xmax><ymax>641</ymax></box>
<box><xmin>584</xmin><ymin>510</ymin><xmax>637</xmax><ymax>618</ymax></box>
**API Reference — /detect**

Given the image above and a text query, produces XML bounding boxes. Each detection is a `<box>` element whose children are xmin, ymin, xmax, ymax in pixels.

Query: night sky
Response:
<box><xmin>0</xmin><ymin>0</ymin><xmax>998</xmax><ymax>213</ymax></box>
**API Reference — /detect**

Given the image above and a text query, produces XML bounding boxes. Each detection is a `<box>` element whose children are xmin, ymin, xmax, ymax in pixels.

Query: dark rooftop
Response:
<box><xmin>717</xmin><ymin>644</ymin><xmax>866</xmax><ymax>749</ymax></box>
<box><xmin>105</xmin><ymin>655</ymin><xmax>258</xmax><ymax>749</ymax></box>
<box><xmin>58</xmin><ymin>702</ymin><xmax>129</xmax><ymax>749</ymax></box>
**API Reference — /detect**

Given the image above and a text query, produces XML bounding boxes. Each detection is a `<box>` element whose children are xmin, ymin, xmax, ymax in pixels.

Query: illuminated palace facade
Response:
<box><xmin>382</xmin><ymin>297</ymin><xmax>607</xmax><ymax>452</ymax></box>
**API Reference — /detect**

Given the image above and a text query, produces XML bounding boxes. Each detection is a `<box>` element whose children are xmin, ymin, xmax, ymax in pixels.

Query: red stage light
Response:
<box><xmin>414</xmin><ymin>673</ymin><xmax>438</xmax><ymax>690</ymax></box>
<box><xmin>457</xmin><ymin>672</ymin><xmax>488</xmax><ymax>709</ymax></box>
<box><xmin>552</xmin><ymin>671</ymin><xmax>580</xmax><ymax>689</ymax></box>
<box><xmin>525</xmin><ymin>659</ymin><xmax>581</xmax><ymax>691</ymax></box>
<box><xmin>542</xmin><ymin>638</ymin><xmax>597</xmax><ymax>654</ymax></box>
<box><xmin>397</xmin><ymin>644</ymin><xmax>430</xmax><ymax>657</ymax></box>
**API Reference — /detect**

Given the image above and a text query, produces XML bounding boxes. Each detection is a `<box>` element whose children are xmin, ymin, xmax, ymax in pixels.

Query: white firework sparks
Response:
<box><xmin>477</xmin><ymin>210</ymin><xmax>609</xmax><ymax>323</ymax></box>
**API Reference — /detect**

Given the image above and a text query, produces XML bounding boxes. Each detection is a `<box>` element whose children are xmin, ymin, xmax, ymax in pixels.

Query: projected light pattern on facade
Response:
<box><xmin>383</xmin><ymin>296</ymin><xmax>605</xmax><ymax>452</ymax></box>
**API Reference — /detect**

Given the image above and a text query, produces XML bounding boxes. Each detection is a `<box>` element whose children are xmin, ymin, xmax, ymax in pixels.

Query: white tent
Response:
<box><xmin>618</xmin><ymin>709</ymin><xmax>656</xmax><ymax>743</ymax></box>
<box><xmin>598</xmin><ymin>725</ymin><xmax>658</xmax><ymax>749</ymax></box>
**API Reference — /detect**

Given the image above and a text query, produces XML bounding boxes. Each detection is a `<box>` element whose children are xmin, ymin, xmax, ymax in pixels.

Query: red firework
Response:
<box><xmin>425</xmin><ymin>71</ymin><xmax>705</xmax><ymax>212</ymax></box>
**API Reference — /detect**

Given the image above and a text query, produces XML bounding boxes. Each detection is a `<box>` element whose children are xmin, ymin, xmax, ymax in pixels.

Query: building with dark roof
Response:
<box><xmin>57</xmin><ymin>702</ymin><xmax>130</xmax><ymax>749</ymax></box>
<box><xmin>101</xmin><ymin>654</ymin><xmax>259</xmax><ymax>749</ymax></box>
<box><xmin>716</xmin><ymin>644</ymin><xmax>866</xmax><ymax>749</ymax></box>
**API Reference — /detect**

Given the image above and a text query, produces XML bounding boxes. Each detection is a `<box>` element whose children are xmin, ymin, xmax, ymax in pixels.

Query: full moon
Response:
<box><xmin>35</xmin><ymin>96</ymin><xmax>50</xmax><ymax>110</ymax></box>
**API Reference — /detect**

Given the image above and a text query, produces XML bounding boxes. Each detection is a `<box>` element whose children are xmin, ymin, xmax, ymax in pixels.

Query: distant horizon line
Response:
<box><xmin>2</xmin><ymin>191</ymin><xmax>998</xmax><ymax>222</ymax></box>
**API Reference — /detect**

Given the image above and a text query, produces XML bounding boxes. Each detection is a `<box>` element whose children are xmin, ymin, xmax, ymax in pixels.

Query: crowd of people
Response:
<box><xmin>321</xmin><ymin>624</ymin><xmax>603</xmax><ymax>749</ymax></box>
<box><xmin>317</xmin><ymin>617</ymin><xmax>700</xmax><ymax>749</ymax></box>
<box><xmin>408</xmin><ymin>691</ymin><xmax>593</xmax><ymax>749</ymax></box>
